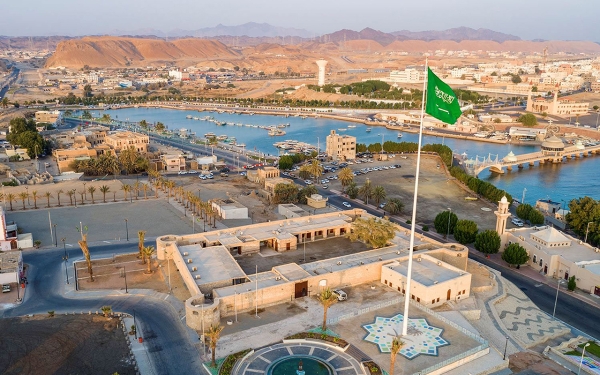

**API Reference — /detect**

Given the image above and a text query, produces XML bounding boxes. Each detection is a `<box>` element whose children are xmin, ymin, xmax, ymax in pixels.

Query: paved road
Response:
<box><xmin>1</xmin><ymin>243</ymin><xmax>202</xmax><ymax>375</ymax></box>
<box><xmin>470</xmin><ymin>252</ymin><xmax>600</xmax><ymax>340</ymax></box>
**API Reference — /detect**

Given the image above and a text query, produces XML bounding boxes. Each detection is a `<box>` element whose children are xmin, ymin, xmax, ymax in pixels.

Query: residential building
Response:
<box><xmin>34</xmin><ymin>110</ymin><xmax>61</xmax><ymax>125</ymax></box>
<box><xmin>53</xmin><ymin>148</ymin><xmax>97</xmax><ymax>173</ymax></box>
<box><xmin>306</xmin><ymin>194</ymin><xmax>328</xmax><ymax>209</ymax></box>
<box><xmin>104</xmin><ymin>131</ymin><xmax>149</xmax><ymax>153</ymax></box>
<box><xmin>160</xmin><ymin>154</ymin><xmax>186</xmax><ymax>172</ymax></box>
<box><xmin>0</xmin><ymin>207</ymin><xmax>19</xmax><ymax>250</ymax></box>
<box><xmin>0</xmin><ymin>250</ymin><xmax>23</xmax><ymax>285</ymax></box>
<box><xmin>388</xmin><ymin>68</ymin><xmax>421</xmax><ymax>83</ymax></box>
<box><xmin>326</xmin><ymin>130</ymin><xmax>356</xmax><ymax>161</ymax></box>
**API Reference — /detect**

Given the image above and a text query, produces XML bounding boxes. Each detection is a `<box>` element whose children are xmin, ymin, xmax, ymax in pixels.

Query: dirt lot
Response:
<box><xmin>76</xmin><ymin>253</ymin><xmax>191</xmax><ymax>301</ymax></box>
<box><xmin>509</xmin><ymin>351</ymin><xmax>572</xmax><ymax>375</ymax></box>
<box><xmin>0</xmin><ymin>315</ymin><xmax>136</xmax><ymax>375</ymax></box>
<box><xmin>325</xmin><ymin>154</ymin><xmax>501</xmax><ymax>231</ymax></box>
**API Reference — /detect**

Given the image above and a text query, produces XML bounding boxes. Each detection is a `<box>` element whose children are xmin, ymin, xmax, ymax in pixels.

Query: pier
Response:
<box><xmin>466</xmin><ymin>136</ymin><xmax>600</xmax><ymax>176</ymax></box>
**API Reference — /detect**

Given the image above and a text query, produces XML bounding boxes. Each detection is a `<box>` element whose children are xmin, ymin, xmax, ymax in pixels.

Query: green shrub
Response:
<box><xmin>568</xmin><ymin>275</ymin><xmax>576</xmax><ymax>291</ymax></box>
<box><xmin>474</xmin><ymin>230</ymin><xmax>501</xmax><ymax>254</ymax></box>
<box><xmin>422</xmin><ymin>225</ymin><xmax>429</xmax><ymax>231</ymax></box>
<box><xmin>453</xmin><ymin>220</ymin><xmax>478</xmax><ymax>244</ymax></box>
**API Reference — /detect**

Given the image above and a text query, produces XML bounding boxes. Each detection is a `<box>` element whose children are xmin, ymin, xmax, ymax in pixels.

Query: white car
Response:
<box><xmin>178</xmin><ymin>170</ymin><xmax>188</xmax><ymax>175</ymax></box>
<box><xmin>342</xmin><ymin>202</ymin><xmax>352</xmax><ymax>208</ymax></box>
<box><xmin>304</xmin><ymin>180</ymin><xmax>313</xmax><ymax>185</ymax></box>
<box><xmin>333</xmin><ymin>289</ymin><xmax>347</xmax><ymax>301</ymax></box>
<box><xmin>511</xmin><ymin>218</ymin><xmax>524</xmax><ymax>227</ymax></box>
<box><xmin>199</xmin><ymin>175</ymin><xmax>207</xmax><ymax>180</ymax></box>
<box><xmin>188</xmin><ymin>170</ymin><xmax>198</xmax><ymax>174</ymax></box>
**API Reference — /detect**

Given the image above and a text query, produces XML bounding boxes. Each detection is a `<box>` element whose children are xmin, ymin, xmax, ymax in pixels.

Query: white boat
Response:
<box><xmin>338</xmin><ymin>128</ymin><xmax>347</xmax><ymax>131</ymax></box>
<box><xmin>366</xmin><ymin>128</ymin><xmax>372</xmax><ymax>132</ymax></box>
<box><xmin>193</xmin><ymin>117</ymin><xmax>199</xmax><ymax>120</ymax></box>
<box><xmin>397</xmin><ymin>133</ymin><xmax>403</xmax><ymax>138</ymax></box>
<box><xmin>348</xmin><ymin>125</ymin><xmax>356</xmax><ymax>128</ymax></box>
<box><xmin>204</xmin><ymin>132</ymin><xmax>216</xmax><ymax>137</ymax></box>
<box><xmin>186</xmin><ymin>115</ymin><xmax>193</xmax><ymax>119</ymax></box>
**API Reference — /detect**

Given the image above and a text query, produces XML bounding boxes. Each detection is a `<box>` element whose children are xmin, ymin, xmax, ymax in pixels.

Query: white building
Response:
<box><xmin>212</xmin><ymin>199</ymin><xmax>249</xmax><ymax>220</ymax></box>
<box><xmin>169</xmin><ymin>70</ymin><xmax>190</xmax><ymax>82</ymax></box>
<box><xmin>0</xmin><ymin>251</ymin><xmax>23</xmax><ymax>285</ymax></box>
<box><xmin>389</xmin><ymin>68</ymin><xmax>421</xmax><ymax>83</ymax></box>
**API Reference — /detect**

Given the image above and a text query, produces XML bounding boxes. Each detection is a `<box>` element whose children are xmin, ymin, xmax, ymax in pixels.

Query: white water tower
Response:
<box><xmin>316</xmin><ymin>59</ymin><xmax>328</xmax><ymax>86</ymax></box>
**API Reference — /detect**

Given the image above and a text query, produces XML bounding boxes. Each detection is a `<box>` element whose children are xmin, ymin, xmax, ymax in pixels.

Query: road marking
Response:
<box><xmin>535</xmin><ymin>284</ymin><xmax>543</xmax><ymax>287</ymax></box>
<box><xmin>103</xmin><ymin>241</ymin><xmax>111</xmax><ymax>244</ymax></box>
<box><xmin>66</xmin><ymin>244</ymin><xmax>73</xmax><ymax>247</ymax></box>
<box><xmin>180</xmin><ymin>315</ymin><xmax>186</xmax><ymax>321</ymax></box>
<box><xmin>164</xmin><ymin>295</ymin><xmax>169</xmax><ymax>300</ymax></box>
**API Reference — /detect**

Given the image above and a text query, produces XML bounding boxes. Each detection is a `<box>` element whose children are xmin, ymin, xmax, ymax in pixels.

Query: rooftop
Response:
<box><xmin>385</xmin><ymin>255</ymin><xmax>464</xmax><ymax>286</ymax></box>
<box><xmin>179</xmin><ymin>244</ymin><xmax>246</xmax><ymax>286</ymax></box>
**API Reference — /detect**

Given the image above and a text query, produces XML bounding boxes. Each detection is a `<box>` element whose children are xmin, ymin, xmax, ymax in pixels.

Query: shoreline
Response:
<box><xmin>123</xmin><ymin>103</ymin><xmax>512</xmax><ymax>146</ymax></box>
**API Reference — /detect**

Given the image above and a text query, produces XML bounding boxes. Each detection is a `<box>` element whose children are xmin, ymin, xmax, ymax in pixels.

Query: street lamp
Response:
<box><xmin>62</xmin><ymin>238</ymin><xmax>69</xmax><ymax>284</ymax></box>
<box><xmin>584</xmin><ymin>222</ymin><xmax>594</xmax><ymax>244</ymax></box>
<box><xmin>503</xmin><ymin>336</ymin><xmax>509</xmax><ymax>360</ymax></box>
<box><xmin>124</xmin><ymin>219</ymin><xmax>129</xmax><ymax>241</ymax></box>
<box><xmin>72</xmin><ymin>189</ymin><xmax>77</xmax><ymax>207</ymax></box>
<box><xmin>120</xmin><ymin>266</ymin><xmax>128</xmax><ymax>293</ymax></box>
<box><xmin>553</xmin><ymin>279</ymin><xmax>565</xmax><ymax>317</ymax></box>
<box><xmin>53</xmin><ymin>224</ymin><xmax>58</xmax><ymax>247</ymax></box>
<box><xmin>578</xmin><ymin>343</ymin><xmax>590</xmax><ymax>375</ymax></box>
<box><xmin>25</xmin><ymin>186</ymin><xmax>29</xmax><ymax>206</ymax></box>
<box><xmin>83</xmin><ymin>182</ymin><xmax>87</xmax><ymax>201</ymax></box>
<box><xmin>192</xmin><ymin>214</ymin><xmax>195</xmax><ymax>233</ymax></box>
<box><xmin>445</xmin><ymin>208</ymin><xmax>452</xmax><ymax>239</ymax></box>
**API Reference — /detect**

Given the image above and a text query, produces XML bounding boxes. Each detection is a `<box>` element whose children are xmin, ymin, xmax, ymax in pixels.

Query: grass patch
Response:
<box><xmin>203</xmin><ymin>358</ymin><xmax>225</xmax><ymax>375</ymax></box>
<box><xmin>564</xmin><ymin>350</ymin><xmax>580</xmax><ymax>356</ymax></box>
<box><xmin>579</xmin><ymin>341</ymin><xmax>600</xmax><ymax>358</ymax></box>
<box><xmin>364</xmin><ymin>361</ymin><xmax>383</xmax><ymax>375</ymax></box>
<box><xmin>218</xmin><ymin>349</ymin><xmax>251</xmax><ymax>375</ymax></box>
<box><xmin>307</xmin><ymin>327</ymin><xmax>339</xmax><ymax>337</ymax></box>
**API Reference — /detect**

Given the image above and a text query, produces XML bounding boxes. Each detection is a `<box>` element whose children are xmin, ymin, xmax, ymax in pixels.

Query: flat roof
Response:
<box><xmin>179</xmin><ymin>244</ymin><xmax>247</xmax><ymax>286</ymax></box>
<box><xmin>508</xmin><ymin>227</ymin><xmax>600</xmax><ymax>262</ymax></box>
<box><xmin>388</xmin><ymin>256</ymin><xmax>464</xmax><ymax>286</ymax></box>
<box><xmin>273</xmin><ymin>263</ymin><xmax>311</xmax><ymax>282</ymax></box>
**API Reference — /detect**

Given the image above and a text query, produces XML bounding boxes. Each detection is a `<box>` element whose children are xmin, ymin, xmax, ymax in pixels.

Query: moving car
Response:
<box><xmin>342</xmin><ymin>202</ymin><xmax>352</xmax><ymax>208</ymax></box>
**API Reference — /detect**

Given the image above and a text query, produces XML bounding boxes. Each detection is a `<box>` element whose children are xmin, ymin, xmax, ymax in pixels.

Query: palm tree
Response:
<box><xmin>142</xmin><ymin>246</ymin><xmax>155</xmax><ymax>273</ymax></box>
<box><xmin>56</xmin><ymin>189</ymin><xmax>64</xmax><ymax>207</ymax></box>
<box><xmin>358</xmin><ymin>179</ymin><xmax>373</xmax><ymax>205</ymax></box>
<box><xmin>299</xmin><ymin>165</ymin><xmax>312</xmax><ymax>180</ymax></box>
<box><xmin>153</xmin><ymin>180</ymin><xmax>161</xmax><ymax>198</ymax></box>
<box><xmin>121</xmin><ymin>184</ymin><xmax>131</xmax><ymax>201</ymax></box>
<box><xmin>88</xmin><ymin>186</ymin><xmax>97</xmax><ymax>204</ymax></box>
<box><xmin>67</xmin><ymin>190</ymin><xmax>75</xmax><ymax>206</ymax></box>
<box><xmin>101</xmin><ymin>306</ymin><xmax>112</xmax><ymax>317</ymax></box>
<box><xmin>165</xmin><ymin>181</ymin><xmax>175</xmax><ymax>201</ymax></box>
<box><xmin>317</xmin><ymin>288</ymin><xmax>338</xmax><ymax>331</ymax></box>
<box><xmin>384</xmin><ymin>198</ymin><xmax>404</xmax><ymax>215</ymax></box>
<box><xmin>1</xmin><ymin>97</ymin><xmax>9</xmax><ymax>109</ymax></box>
<box><xmin>141</xmin><ymin>183</ymin><xmax>149</xmax><ymax>199</ymax></box>
<box><xmin>44</xmin><ymin>192</ymin><xmax>53</xmax><ymax>208</ymax></box>
<box><xmin>389</xmin><ymin>336</ymin><xmax>404</xmax><ymax>375</ymax></box>
<box><xmin>372</xmin><ymin>185</ymin><xmax>386</xmax><ymax>208</ymax></box>
<box><xmin>206</xmin><ymin>324</ymin><xmax>224</xmax><ymax>367</ymax></box>
<box><xmin>346</xmin><ymin>182</ymin><xmax>358</xmax><ymax>199</ymax></box>
<box><xmin>309</xmin><ymin>159</ymin><xmax>323</xmax><ymax>183</ymax></box>
<box><xmin>100</xmin><ymin>185</ymin><xmax>110</xmax><ymax>203</ymax></box>
<box><xmin>137</xmin><ymin>230</ymin><xmax>146</xmax><ymax>260</ymax></box>
<box><xmin>338</xmin><ymin>167</ymin><xmax>354</xmax><ymax>192</ymax></box>
<box><xmin>19</xmin><ymin>192</ymin><xmax>28</xmax><ymax>210</ymax></box>
<box><xmin>78</xmin><ymin>190</ymin><xmax>85</xmax><ymax>205</ymax></box>
<box><xmin>32</xmin><ymin>190</ymin><xmax>38</xmax><ymax>209</ymax></box>
<box><xmin>6</xmin><ymin>193</ymin><xmax>15</xmax><ymax>211</ymax></box>
<box><xmin>133</xmin><ymin>182</ymin><xmax>140</xmax><ymax>200</ymax></box>
<box><xmin>349</xmin><ymin>217</ymin><xmax>396</xmax><ymax>248</ymax></box>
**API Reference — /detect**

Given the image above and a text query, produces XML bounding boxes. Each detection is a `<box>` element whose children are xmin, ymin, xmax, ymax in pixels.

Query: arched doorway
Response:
<box><xmin>446</xmin><ymin>289</ymin><xmax>451</xmax><ymax>301</ymax></box>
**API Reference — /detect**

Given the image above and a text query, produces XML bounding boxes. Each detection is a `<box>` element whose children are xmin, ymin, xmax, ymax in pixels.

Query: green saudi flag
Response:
<box><xmin>425</xmin><ymin>68</ymin><xmax>462</xmax><ymax>124</ymax></box>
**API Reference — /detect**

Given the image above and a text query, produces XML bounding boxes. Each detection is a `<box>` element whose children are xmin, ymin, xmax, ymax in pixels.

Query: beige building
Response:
<box><xmin>35</xmin><ymin>110</ymin><xmax>61</xmax><ymax>124</ymax></box>
<box><xmin>53</xmin><ymin>148</ymin><xmax>97</xmax><ymax>173</ymax></box>
<box><xmin>381</xmin><ymin>253</ymin><xmax>471</xmax><ymax>307</ymax></box>
<box><xmin>104</xmin><ymin>131</ymin><xmax>149</xmax><ymax>153</ymax></box>
<box><xmin>155</xmin><ymin>210</ymin><xmax>471</xmax><ymax>331</ymax></box>
<box><xmin>161</xmin><ymin>154</ymin><xmax>186</xmax><ymax>172</ymax></box>
<box><xmin>495</xmin><ymin>198</ymin><xmax>600</xmax><ymax>297</ymax></box>
<box><xmin>247</xmin><ymin>167</ymin><xmax>280</xmax><ymax>184</ymax></box>
<box><xmin>211</xmin><ymin>199</ymin><xmax>249</xmax><ymax>220</ymax></box>
<box><xmin>526</xmin><ymin>91</ymin><xmax>589</xmax><ymax>117</ymax></box>
<box><xmin>0</xmin><ymin>250</ymin><xmax>23</xmax><ymax>285</ymax></box>
<box><xmin>326</xmin><ymin>130</ymin><xmax>356</xmax><ymax>161</ymax></box>
<box><xmin>307</xmin><ymin>194</ymin><xmax>328</xmax><ymax>208</ymax></box>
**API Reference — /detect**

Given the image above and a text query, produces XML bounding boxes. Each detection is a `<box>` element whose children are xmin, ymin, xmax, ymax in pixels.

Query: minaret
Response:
<box><xmin>552</xmin><ymin>90</ymin><xmax>558</xmax><ymax>116</ymax></box>
<box><xmin>495</xmin><ymin>196</ymin><xmax>511</xmax><ymax>242</ymax></box>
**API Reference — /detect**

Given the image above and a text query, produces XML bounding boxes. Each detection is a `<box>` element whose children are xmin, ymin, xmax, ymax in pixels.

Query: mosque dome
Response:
<box><xmin>541</xmin><ymin>136</ymin><xmax>565</xmax><ymax>151</ymax></box>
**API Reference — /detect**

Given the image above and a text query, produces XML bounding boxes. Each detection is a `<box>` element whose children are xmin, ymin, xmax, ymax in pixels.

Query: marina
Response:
<box><xmin>109</xmin><ymin>107</ymin><xmax>600</xmax><ymax>203</ymax></box>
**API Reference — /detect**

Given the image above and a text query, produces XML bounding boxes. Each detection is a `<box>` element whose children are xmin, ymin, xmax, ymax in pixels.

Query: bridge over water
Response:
<box><xmin>464</xmin><ymin>141</ymin><xmax>600</xmax><ymax>177</ymax></box>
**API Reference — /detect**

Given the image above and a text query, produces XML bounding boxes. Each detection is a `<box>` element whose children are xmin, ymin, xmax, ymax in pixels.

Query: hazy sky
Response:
<box><xmin>2</xmin><ymin>0</ymin><xmax>597</xmax><ymax>41</ymax></box>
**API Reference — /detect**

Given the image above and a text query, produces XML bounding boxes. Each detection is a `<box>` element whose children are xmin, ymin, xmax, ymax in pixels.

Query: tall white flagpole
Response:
<box><xmin>401</xmin><ymin>56</ymin><xmax>429</xmax><ymax>336</ymax></box>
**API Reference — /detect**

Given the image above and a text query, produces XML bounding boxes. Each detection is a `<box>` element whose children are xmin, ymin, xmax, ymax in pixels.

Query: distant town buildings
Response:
<box><xmin>526</xmin><ymin>91</ymin><xmax>589</xmax><ymax>117</ymax></box>
<box><xmin>104</xmin><ymin>131</ymin><xmax>149</xmax><ymax>153</ymax></box>
<box><xmin>34</xmin><ymin>110</ymin><xmax>61</xmax><ymax>125</ymax></box>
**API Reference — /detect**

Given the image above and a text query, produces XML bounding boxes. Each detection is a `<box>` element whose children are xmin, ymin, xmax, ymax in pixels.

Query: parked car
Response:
<box><xmin>2</xmin><ymin>284</ymin><xmax>10</xmax><ymax>293</ymax></box>
<box><xmin>333</xmin><ymin>289</ymin><xmax>347</xmax><ymax>301</ymax></box>
<box><xmin>511</xmin><ymin>218</ymin><xmax>524</xmax><ymax>227</ymax></box>
<box><xmin>178</xmin><ymin>170</ymin><xmax>188</xmax><ymax>175</ymax></box>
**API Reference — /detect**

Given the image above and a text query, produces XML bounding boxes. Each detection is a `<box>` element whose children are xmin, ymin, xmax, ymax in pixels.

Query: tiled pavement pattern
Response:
<box><xmin>236</xmin><ymin>342</ymin><xmax>365</xmax><ymax>375</ymax></box>
<box><xmin>494</xmin><ymin>281</ymin><xmax>571</xmax><ymax>348</ymax></box>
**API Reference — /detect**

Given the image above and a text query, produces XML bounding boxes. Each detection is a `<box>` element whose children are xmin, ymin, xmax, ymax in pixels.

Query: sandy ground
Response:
<box><xmin>76</xmin><ymin>253</ymin><xmax>191</xmax><ymax>302</ymax></box>
<box><xmin>325</xmin><ymin>154</ymin><xmax>502</xmax><ymax>231</ymax></box>
<box><xmin>0</xmin><ymin>315</ymin><xmax>136</xmax><ymax>375</ymax></box>
<box><xmin>509</xmin><ymin>351</ymin><xmax>572</xmax><ymax>375</ymax></box>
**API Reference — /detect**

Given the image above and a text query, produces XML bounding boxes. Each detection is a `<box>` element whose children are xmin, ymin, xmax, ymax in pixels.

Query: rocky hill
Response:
<box><xmin>45</xmin><ymin>37</ymin><xmax>239</xmax><ymax>68</ymax></box>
